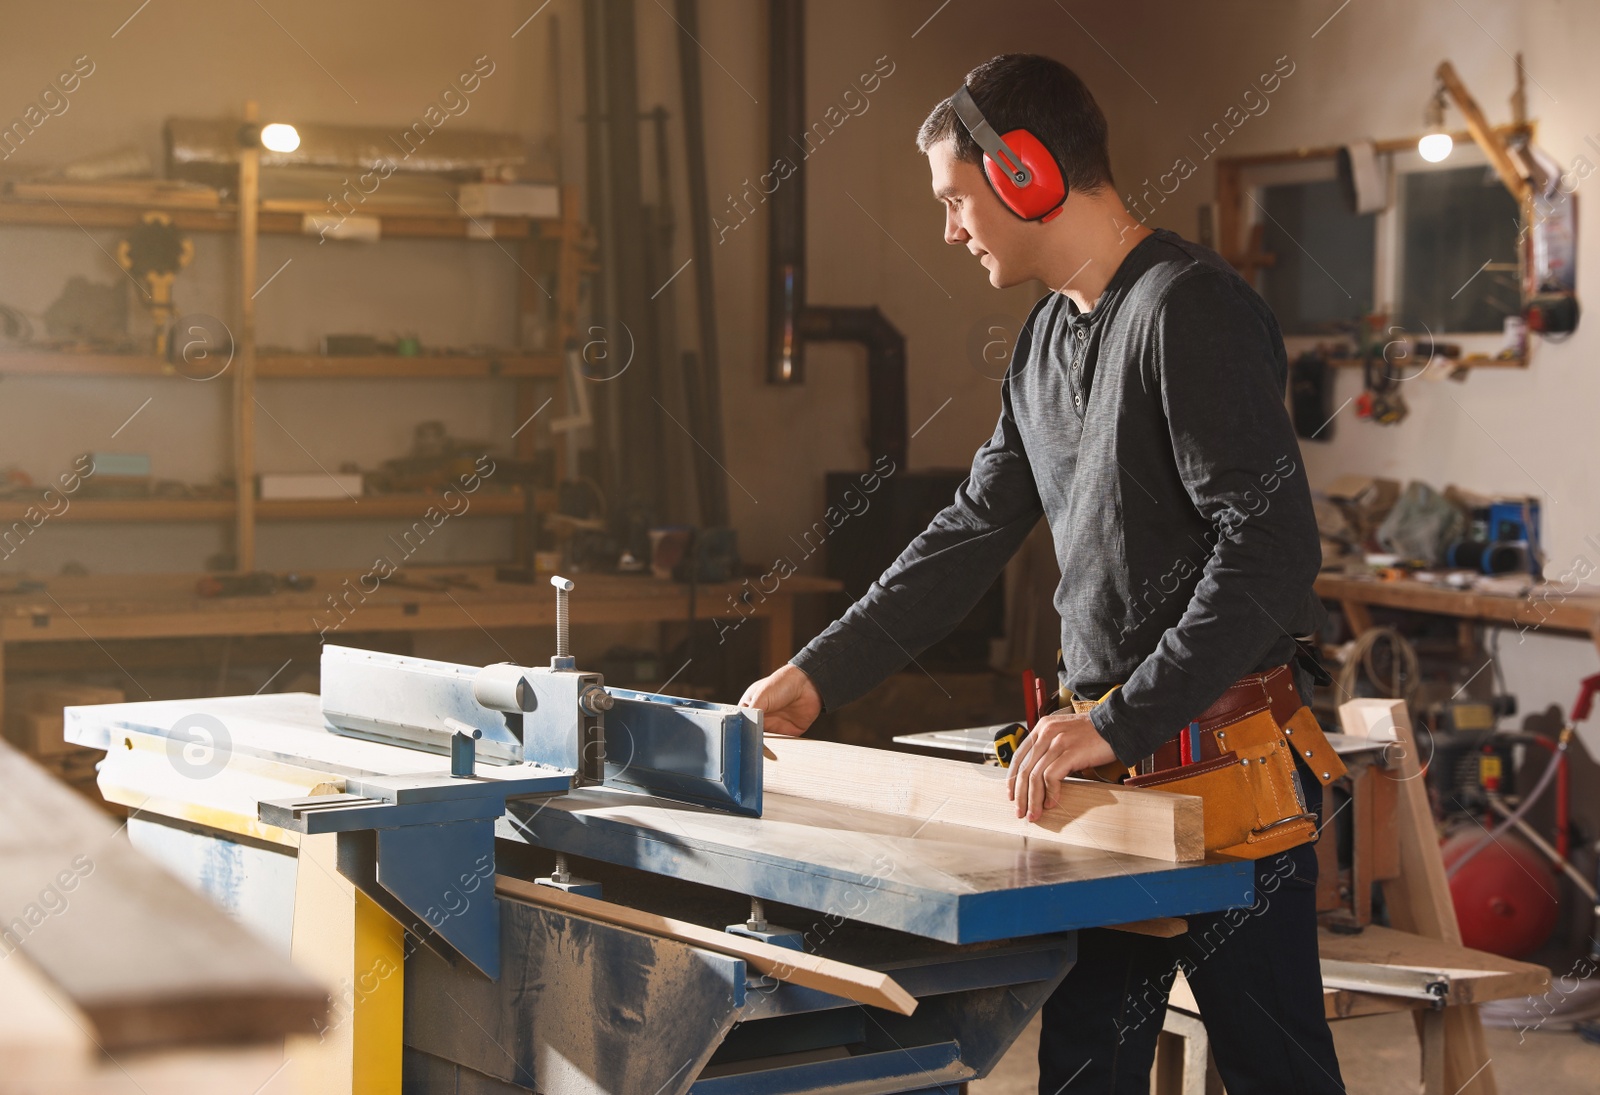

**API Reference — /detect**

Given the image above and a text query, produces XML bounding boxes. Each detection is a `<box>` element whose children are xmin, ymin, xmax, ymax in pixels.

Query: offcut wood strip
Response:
<box><xmin>1107</xmin><ymin>917</ymin><xmax>1187</xmax><ymax>938</ymax></box>
<box><xmin>761</xmin><ymin>736</ymin><xmax>1204</xmax><ymax>863</ymax></box>
<box><xmin>496</xmin><ymin>876</ymin><xmax>917</xmax><ymax>1016</ymax></box>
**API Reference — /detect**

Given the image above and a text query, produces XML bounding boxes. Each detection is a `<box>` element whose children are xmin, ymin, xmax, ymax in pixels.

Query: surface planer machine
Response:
<box><xmin>64</xmin><ymin>579</ymin><xmax>1253</xmax><ymax>1095</ymax></box>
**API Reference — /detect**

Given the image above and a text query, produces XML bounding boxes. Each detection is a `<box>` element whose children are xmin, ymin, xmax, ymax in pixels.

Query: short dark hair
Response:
<box><xmin>917</xmin><ymin>54</ymin><xmax>1114</xmax><ymax>194</ymax></box>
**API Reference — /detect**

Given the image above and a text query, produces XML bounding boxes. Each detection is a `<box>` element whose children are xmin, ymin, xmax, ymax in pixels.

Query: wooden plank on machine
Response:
<box><xmin>495</xmin><ymin>876</ymin><xmax>917</xmax><ymax>1015</ymax></box>
<box><xmin>761</xmin><ymin>736</ymin><xmax>1204</xmax><ymax>862</ymax></box>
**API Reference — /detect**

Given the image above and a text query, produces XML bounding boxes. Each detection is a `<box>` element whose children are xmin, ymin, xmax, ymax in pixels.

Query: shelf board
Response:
<box><xmin>0</xmin><ymin>498</ymin><xmax>234</xmax><ymax>522</ymax></box>
<box><xmin>0</xmin><ymin>198</ymin><xmax>237</xmax><ymax>233</ymax></box>
<box><xmin>259</xmin><ymin>353</ymin><xmax>561</xmax><ymax>379</ymax></box>
<box><xmin>255</xmin><ymin>209</ymin><xmax>543</xmax><ymax>240</ymax></box>
<box><xmin>1326</xmin><ymin>354</ymin><xmax>1526</xmax><ymax>369</ymax></box>
<box><xmin>0</xmin><ymin>197</ymin><xmax>551</xmax><ymax>239</ymax></box>
<box><xmin>0</xmin><ymin>490</ymin><xmax>536</xmax><ymax>524</ymax></box>
<box><xmin>0</xmin><ymin>353</ymin><xmax>178</xmax><ymax>377</ymax></box>
<box><xmin>258</xmin><ymin>492</ymin><xmax>528</xmax><ymax>520</ymax></box>
<box><xmin>0</xmin><ymin>352</ymin><xmax>560</xmax><ymax>380</ymax></box>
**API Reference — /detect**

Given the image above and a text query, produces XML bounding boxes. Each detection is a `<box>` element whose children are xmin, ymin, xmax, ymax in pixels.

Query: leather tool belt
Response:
<box><xmin>1063</xmin><ymin>663</ymin><xmax>1348</xmax><ymax>859</ymax></box>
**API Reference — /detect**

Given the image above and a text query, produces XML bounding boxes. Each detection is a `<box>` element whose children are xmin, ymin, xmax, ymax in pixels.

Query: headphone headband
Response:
<box><xmin>951</xmin><ymin>85</ymin><xmax>1033</xmax><ymax>187</ymax></box>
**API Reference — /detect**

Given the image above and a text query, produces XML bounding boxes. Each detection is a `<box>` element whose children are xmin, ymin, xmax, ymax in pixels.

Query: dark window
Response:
<box><xmin>1257</xmin><ymin>178</ymin><xmax>1377</xmax><ymax>335</ymax></box>
<box><xmin>1397</xmin><ymin>165</ymin><xmax>1520</xmax><ymax>334</ymax></box>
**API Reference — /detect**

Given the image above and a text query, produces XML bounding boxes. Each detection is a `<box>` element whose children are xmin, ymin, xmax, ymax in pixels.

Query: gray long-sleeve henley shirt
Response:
<box><xmin>789</xmin><ymin>228</ymin><xmax>1324</xmax><ymax>766</ymax></box>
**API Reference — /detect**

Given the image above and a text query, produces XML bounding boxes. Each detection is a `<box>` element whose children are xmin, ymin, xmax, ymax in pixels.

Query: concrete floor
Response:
<box><xmin>970</xmin><ymin>1010</ymin><xmax>1600</xmax><ymax>1093</ymax></box>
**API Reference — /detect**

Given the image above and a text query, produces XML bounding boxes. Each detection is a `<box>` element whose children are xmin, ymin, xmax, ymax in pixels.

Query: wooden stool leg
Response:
<box><xmin>1341</xmin><ymin>699</ymin><xmax>1499</xmax><ymax>1095</ymax></box>
<box><xmin>1155</xmin><ymin>1009</ymin><xmax>1209</xmax><ymax>1095</ymax></box>
<box><xmin>1420</xmin><ymin>1008</ymin><xmax>1446</xmax><ymax>1095</ymax></box>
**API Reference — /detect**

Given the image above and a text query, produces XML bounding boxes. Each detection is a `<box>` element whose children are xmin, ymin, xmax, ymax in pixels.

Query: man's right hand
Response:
<box><xmin>738</xmin><ymin>663</ymin><xmax>822</xmax><ymax>737</ymax></box>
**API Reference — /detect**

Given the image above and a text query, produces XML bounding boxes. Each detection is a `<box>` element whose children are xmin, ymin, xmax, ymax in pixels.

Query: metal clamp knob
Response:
<box><xmin>551</xmin><ymin>575</ymin><xmax>575</xmax><ymax>670</ymax></box>
<box><xmin>579</xmin><ymin>685</ymin><xmax>614</xmax><ymax>716</ymax></box>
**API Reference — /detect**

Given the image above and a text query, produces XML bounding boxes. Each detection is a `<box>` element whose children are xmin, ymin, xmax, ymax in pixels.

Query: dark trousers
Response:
<box><xmin>1036</xmin><ymin>772</ymin><xmax>1345</xmax><ymax>1094</ymax></box>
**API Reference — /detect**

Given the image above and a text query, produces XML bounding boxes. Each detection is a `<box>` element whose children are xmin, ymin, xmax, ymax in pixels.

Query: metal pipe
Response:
<box><xmin>801</xmin><ymin>306</ymin><xmax>908</xmax><ymax>471</ymax></box>
<box><xmin>1446</xmin><ymin>733</ymin><xmax>1565</xmax><ymax>879</ymax></box>
<box><xmin>764</xmin><ymin>0</ymin><xmax>909</xmax><ymax>469</ymax></box>
<box><xmin>675</xmin><ymin>0</ymin><xmax>729</xmax><ymax>526</ymax></box>
<box><xmin>598</xmin><ymin>0</ymin><xmax>664</xmax><ymax>513</ymax></box>
<box><xmin>766</xmin><ymin>0</ymin><xmax>807</xmax><ymax>386</ymax></box>
<box><xmin>1487</xmin><ymin>796</ymin><xmax>1598</xmax><ymax>902</ymax></box>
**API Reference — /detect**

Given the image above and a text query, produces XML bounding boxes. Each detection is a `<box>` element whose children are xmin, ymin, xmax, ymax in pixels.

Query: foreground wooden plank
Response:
<box><xmin>0</xmin><ymin>740</ymin><xmax>327</xmax><ymax>1052</ymax></box>
<box><xmin>761</xmin><ymin>736</ymin><xmax>1204</xmax><ymax>862</ymax></box>
<box><xmin>495</xmin><ymin>876</ymin><xmax>917</xmax><ymax>1015</ymax></box>
<box><xmin>0</xmin><ymin>945</ymin><xmax>92</xmax><ymax>1081</ymax></box>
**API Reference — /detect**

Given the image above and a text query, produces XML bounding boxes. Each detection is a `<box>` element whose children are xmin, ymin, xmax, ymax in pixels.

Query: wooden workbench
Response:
<box><xmin>0</xmin><ymin>567</ymin><xmax>840</xmax><ymax>716</ymax></box>
<box><xmin>1315</xmin><ymin>573</ymin><xmax>1600</xmax><ymax>654</ymax></box>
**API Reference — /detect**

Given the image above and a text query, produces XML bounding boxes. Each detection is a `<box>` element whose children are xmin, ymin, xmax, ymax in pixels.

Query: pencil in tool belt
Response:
<box><xmin>1179</xmin><ymin>720</ymin><xmax>1201</xmax><ymax>765</ymax></box>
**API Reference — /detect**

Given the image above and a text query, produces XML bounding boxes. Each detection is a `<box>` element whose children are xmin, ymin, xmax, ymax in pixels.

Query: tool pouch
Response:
<box><xmin>1123</xmin><ymin>706</ymin><xmax>1348</xmax><ymax>859</ymax></box>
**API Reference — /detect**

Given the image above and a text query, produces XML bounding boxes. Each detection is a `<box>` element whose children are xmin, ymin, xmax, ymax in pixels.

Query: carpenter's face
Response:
<box><xmin>930</xmin><ymin>137</ymin><xmax>1036</xmax><ymax>289</ymax></box>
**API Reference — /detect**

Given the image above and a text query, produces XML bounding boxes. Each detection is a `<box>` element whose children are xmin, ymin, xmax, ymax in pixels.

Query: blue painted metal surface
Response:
<box><xmin>689</xmin><ymin>1041</ymin><xmax>965</xmax><ymax>1094</ymax></box>
<box><xmin>405</xmin><ymin>895</ymin><xmax>747</xmax><ymax>1094</ymax></box>
<box><xmin>318</xmin><ymin>646</ymin><xmax>763</xmax><ymax>815</ymax></box>
<box><xmin>415</xmin><ymin>881</ymin><xmax>1077</xmax><ymax>1094</ymax></box>
<box><xmin>502</xmin><ymin>790</ymin><xmax>1254</xmax><ymax>945</ymax></box>
<box><xmin>377</xmin><ymin>820</ymin><xmax>502</xmax><ymax>979</ymax></box>
<box><xmin>602</xmin><ymin>689</ymin><xmax>762</xmax><ymax>816</ymax></box>
<box><xmin>125</xmin><ymin>817</ymin><xmax>298</xmax><ymax>955</ymax></box>
<box><xmin>260</xmin><ymin>768</ymin><xmax>570</xmax><ymax>980</ymax></box>
<box><xmin>515</xmin><ymin>667</ymin><xmax>604</xmax><ymax>779</ymax></box>
<box><xmin>320</xmin><ymin>646</ymin><xmax>528</xmax><ymax>764</ymax></box>
<box><xmin>261</xmin><ymin>793</ymin><xmax>505</xmax><ymax>833</ymax></box>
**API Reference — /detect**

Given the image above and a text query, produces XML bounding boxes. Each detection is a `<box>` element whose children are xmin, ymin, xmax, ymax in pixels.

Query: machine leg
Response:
<box><xmin>285</xmin><ymin>833</ymin><xmax>405</xmax><ymax>1095</ymax></box>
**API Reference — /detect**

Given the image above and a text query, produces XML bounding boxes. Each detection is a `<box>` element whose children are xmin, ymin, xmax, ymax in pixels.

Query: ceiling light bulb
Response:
<box><xmin>1418</xmin><ymin>85</ymin><xmax>1451</xmax><ymax>163</ymax></box>
<box><xmin>1418</xmin><ymin>131</ymin><xmax>1453</xmax><ymax>163</ymax></box>
<box><xmin>260</xmin><ymin>123</ymin><xmax>300</xmax><ymax>153</ymax></box>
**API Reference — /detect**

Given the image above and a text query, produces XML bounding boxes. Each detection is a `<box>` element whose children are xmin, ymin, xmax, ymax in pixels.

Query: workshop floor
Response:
<box><xmin>969</xmin><ymin>1011</ymin><xmax>1599</xmax><ymax>1093</ymax></box>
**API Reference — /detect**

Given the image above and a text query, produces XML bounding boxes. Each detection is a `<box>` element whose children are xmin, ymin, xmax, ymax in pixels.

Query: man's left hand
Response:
<box><xmin>1006</xmin><ymin>711</ymin><xmax>1118</xmax><ymax>822</ymax></box>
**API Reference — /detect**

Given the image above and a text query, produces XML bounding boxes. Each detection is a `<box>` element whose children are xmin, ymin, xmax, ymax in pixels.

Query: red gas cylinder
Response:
<box><xmin>1441</xmin><ymin>830</ymin><xmax>1560</xmax><ymax>958</ymax></box>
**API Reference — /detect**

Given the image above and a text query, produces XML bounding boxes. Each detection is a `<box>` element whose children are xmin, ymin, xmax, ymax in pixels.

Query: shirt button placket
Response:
<box><xmin>1072</xmin><ymin>324</ymin><xmax>1087</xmax><ymax>413</ymax></box>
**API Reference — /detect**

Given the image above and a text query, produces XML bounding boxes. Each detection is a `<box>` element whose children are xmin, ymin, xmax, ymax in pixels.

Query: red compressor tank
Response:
<box><xmin>1441</xmin><ymin>830</ymin><xmax>1560</xmax><ymax>958</ymax></box>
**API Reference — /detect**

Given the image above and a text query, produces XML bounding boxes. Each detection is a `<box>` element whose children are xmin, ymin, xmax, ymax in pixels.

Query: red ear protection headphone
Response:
<box><xmin>951</xmin><ymin>84</ymin><xmax>1068</xmax><ymax>222</ymax></box>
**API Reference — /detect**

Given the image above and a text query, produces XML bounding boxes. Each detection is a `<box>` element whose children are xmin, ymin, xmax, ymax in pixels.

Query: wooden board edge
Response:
<box><xmin>495</xmin><ymin>876</ymin><xmax>917</xmax><ymax>1016</ymax></box>
<box><xmin>762</xmin><ymin>736</ymin><xmax>1205</xmax><ymax>863</ymax></box>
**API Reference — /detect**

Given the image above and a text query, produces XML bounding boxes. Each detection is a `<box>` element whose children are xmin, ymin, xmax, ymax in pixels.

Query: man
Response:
<box><xmin>739</xmin><ymin>53</ymin><xmax>1344</xmax><ymax>1094</ymax></box>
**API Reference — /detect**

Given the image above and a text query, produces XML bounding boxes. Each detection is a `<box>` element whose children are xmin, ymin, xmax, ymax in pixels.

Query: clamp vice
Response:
<box><xmin>257</xmin><ymin>576</ymin><xmax>765</xmax><ymax>982</ymax></box>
